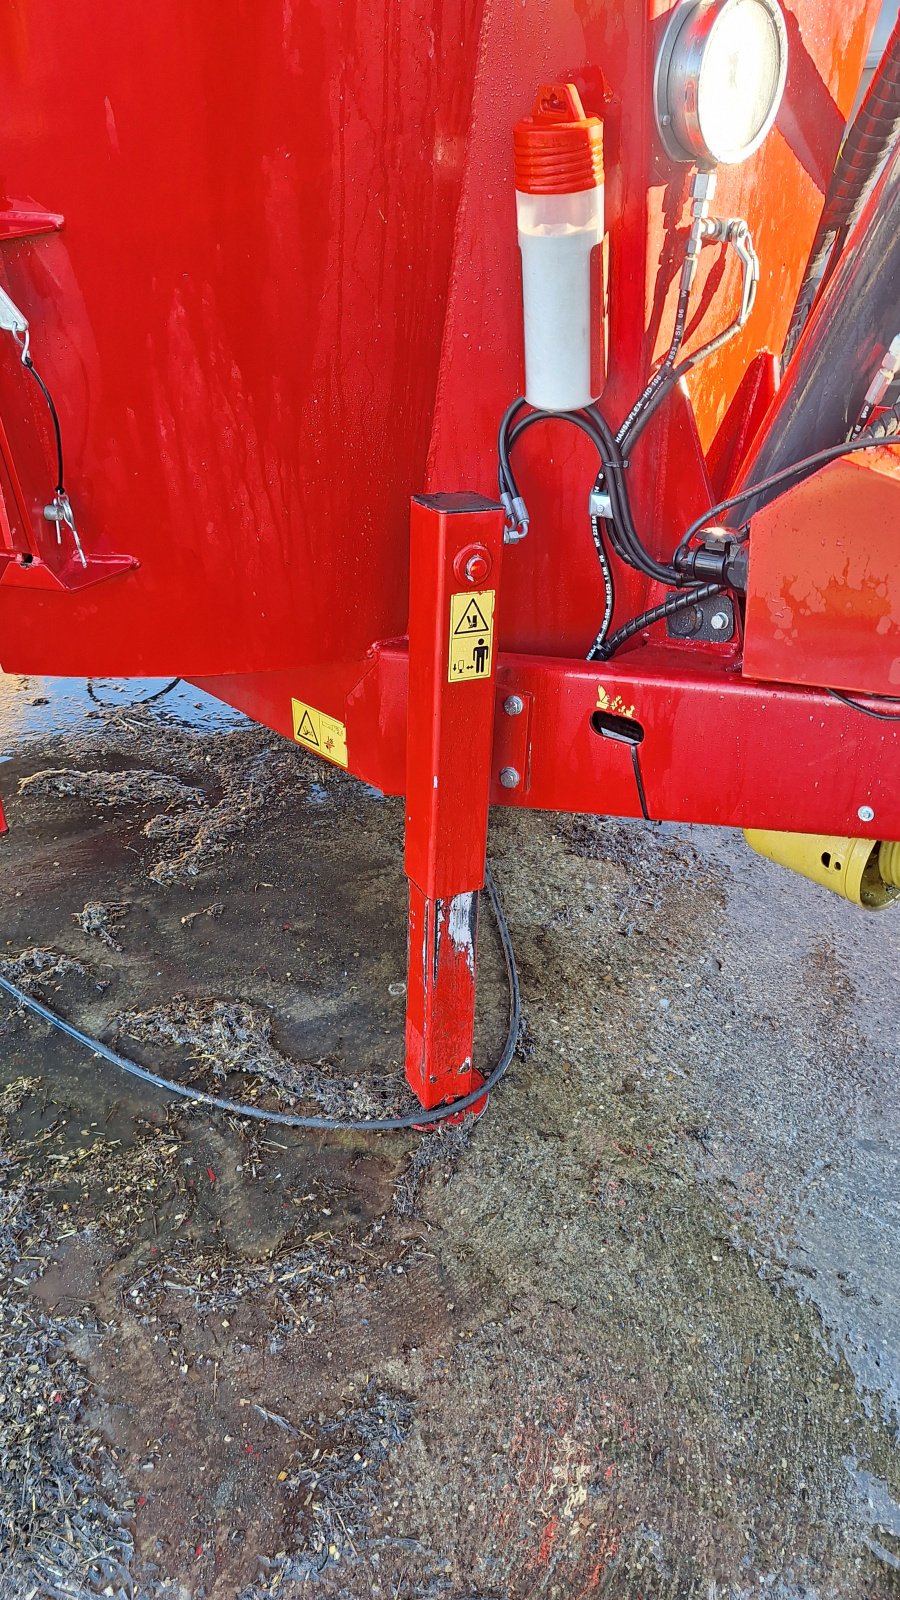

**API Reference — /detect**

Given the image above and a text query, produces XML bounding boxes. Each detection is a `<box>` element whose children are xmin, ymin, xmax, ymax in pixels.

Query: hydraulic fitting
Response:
<box><xmin>675</xmin><ymin>535</ymin><xmax>748</xmax><ymax>591</ymax></box>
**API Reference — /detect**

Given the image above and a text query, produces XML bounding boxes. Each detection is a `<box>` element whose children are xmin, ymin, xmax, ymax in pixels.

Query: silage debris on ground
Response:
<box><xmin>141</xmin><ymin>748</ymin><xmax>284</xmax><ymax>885</ymax></box>
<box><xmin>0</xmin><ymin>947</ymin><xmax>88</xmax><ymax>994</ymax></box>
<box><xmin>75</xmin><ymin>901</ymin><xmax>129</xmax><ymax>952</ymax></box>
<box><xmin>120</xmin><ymin>1205</ymin><xmax>426</xmax><ymax>1346</ymax></box>
<box><xmin>237</xmin><ymin>1384</ymin><xmax>414</xmax><ymax>1596</ymax></box>
<box><xmin>0</xmin><ymin>1056</ymin><xmax>430</xmax><ymax>1598</ymax></box>
<box><xmin>0</xmin><ymin>1184</ymin><xmax>136</xmax><ymax>1599</ymax></box>
<box><xmin>18</xmin><ymin>767</ymin><xmax>205</xmax><ymax>812</ymax></box>
<box><xmin>114</xmin><ymin>995</ymin><xmax>403</xmax><ymax>1120</ymax></box>
<box><xmin>392</xmin><ymin>1122</ymin><xmax>472</xmax><ymax>1218</ymax></box>
<box><xmin>13</xmin><ymin>710</ymin><xmax>349</xmax><ymax>889</ymax></box>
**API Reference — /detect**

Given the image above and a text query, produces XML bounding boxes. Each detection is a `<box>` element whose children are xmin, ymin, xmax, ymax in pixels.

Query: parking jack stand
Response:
<box><xmin>404</xmin><ymin>493</ymin><xmax>506</xmax><ymax>1111</ymax></box>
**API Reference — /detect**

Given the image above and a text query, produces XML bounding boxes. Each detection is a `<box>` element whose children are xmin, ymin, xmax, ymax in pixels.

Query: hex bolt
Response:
<box><xmin>500</xmin><ymin>766</ymin><xmax>521</xmax><ymax>790</ymax></box>
<box><xmin>710</xmin><ymin>611</ymin><xmax>731</xmax><ymax>632</ymax></box>
<box><xmin>858</xmin><ymin>805</ymin><xmax>876</xmax><ymax>823</ymax></box>
<box><xmin>504</xmin><ymin>695</ymin><xmax>524</xmax><ymax>716</ymax></box>
<box><xmin>454</xmin><ymin>544</ymin><xmax>493</xmax><ymax>585</ymax></box>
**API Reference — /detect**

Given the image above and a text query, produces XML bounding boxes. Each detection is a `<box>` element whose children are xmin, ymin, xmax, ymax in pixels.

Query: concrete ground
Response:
<box><xmin>0</xmin><ymin>674</ymin><xmax>897</xmax><ymax>1599</ymax></box>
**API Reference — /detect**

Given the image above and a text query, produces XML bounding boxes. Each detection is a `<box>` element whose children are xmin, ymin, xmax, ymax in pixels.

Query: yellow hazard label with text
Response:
<box><xmin>448</xmin><ymin>589</ymin><xmax>495</xmax><ymax>683</ymax></box>
<box><xmin>291</xmin><ymin>699</ymin><xmax>348</xmax><ymax>768</ymax></box>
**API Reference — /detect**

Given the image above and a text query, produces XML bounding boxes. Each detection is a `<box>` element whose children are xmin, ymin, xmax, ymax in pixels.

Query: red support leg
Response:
<box><xmin>404</xmin><ymin>492</ymin><xmax>505</xmax><ymax>1110</ymax></box>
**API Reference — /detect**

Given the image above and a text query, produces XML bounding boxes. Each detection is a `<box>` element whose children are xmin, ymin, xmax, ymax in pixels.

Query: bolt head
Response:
<box><xmin>858</xmin><ymin>805</ymin><xmax>876</xmax><ymax>823</ymax></box>
<box><xmin>453</xmin><ymin>544</ymin><xmax>493</xmax><ymax>585</ymax></box>
<box><xmin>499</xmin><ymin>766</ymin><xmax>521</xmax><ymax>790</ymax></box>
<box><xmin>669</xmin><ymin>605</ymin><xmax>704</xmax><ymax>638</ymax></box>
<box><xmin>710</xmin><ymin>611</ymin><xmax>730</xmax><ymax>632</ymax></box>
<box><xmin>503</xmin><ymin>695</ymin><xmax>524</xmax><ymax>717</ymax></box>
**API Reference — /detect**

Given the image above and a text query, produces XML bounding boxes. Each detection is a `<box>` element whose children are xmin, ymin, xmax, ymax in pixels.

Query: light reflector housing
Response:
<box><xmin>655</xmin><ymin>0</ymin><xmax>789</xmax><ymax>167</ymax></box>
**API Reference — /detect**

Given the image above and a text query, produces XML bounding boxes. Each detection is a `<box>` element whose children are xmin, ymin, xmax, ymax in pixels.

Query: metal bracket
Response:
<box><xmin>589</xmin><ymin>488</ymin><xmax>614</xmax><ymax>521</ymax></box>
<box><xmin>0</xmin><ymin>204</ymin><xmax>64</xmax><ymax>243</ymax></box>
<box><xmin>667</xmin><ymin>591</ymin><xmax>735</xmax><ymax>644</ymax></box>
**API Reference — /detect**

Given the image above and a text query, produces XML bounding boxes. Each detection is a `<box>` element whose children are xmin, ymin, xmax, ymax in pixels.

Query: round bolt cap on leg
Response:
<box><xmin>500</xmin><ymin>766</ymin><xmax>521</xmax><ymax>790</ymax></box>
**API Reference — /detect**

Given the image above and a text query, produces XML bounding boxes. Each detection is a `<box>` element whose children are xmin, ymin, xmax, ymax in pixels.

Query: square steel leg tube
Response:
<box><xmin>404</xmin><ymin>493</ymin><xmax>505</xmax><ymax>1110</ymax></box>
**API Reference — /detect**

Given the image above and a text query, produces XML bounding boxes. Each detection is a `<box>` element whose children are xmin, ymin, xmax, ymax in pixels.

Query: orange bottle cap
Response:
<box><xmin>514</xmin><ymin>83</ymin><xmax>604</xmax><ymax>196</ymax></box>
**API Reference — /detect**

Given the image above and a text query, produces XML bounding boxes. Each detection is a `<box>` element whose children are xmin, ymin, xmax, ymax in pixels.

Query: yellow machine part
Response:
<box><xmin>744</xmin><ymin>830</ymin><xmax>900</xmax><ymax>910</ymax></box>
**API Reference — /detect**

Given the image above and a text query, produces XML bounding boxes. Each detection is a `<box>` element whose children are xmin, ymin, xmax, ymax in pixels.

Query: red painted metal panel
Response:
<box><xmin>744</xmin><ymin>450</ymin><xmax>900</xmax><ymax>697</ymax></box>
<box><xmin>0</xmin><ymin>0</ymin><xmax>880</xmax><ymax>681</ymax></box>
<box><xmin>425</xmin><ymin>0</ymin><xmax>882</xmax><ymax>653</ymax></box>
<box><xmin>405</xmin><ymin>884</ymin><xmax>485</xmax><ymax>1110</ymax></box>
<box><xmin>0</xmin><ymin>0</ymin><xmax>483</xmax><ymax>674</ymax></box>
<box><xmin>490</xmin><ymin>650</ymin><xmax>900</xmax><ymax>837</ymax></box>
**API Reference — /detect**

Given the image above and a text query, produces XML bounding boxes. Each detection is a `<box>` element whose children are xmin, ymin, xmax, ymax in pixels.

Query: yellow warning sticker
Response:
<box><xmin>291</xmin><ymin>699</ymin><xmax>348</xmax><ymax>768</ymax></box>
<box><xmin>448</xmin><ymin>589</ymin><xmax>495</xmax><ymax>683</ymax></box>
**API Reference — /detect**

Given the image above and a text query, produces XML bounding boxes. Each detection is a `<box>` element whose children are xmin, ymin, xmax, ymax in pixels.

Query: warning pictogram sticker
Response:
<box><xmin>448</xmin><ymin>589</ymin><xmax>496</xmax><ymax>682</ymax></box>
<box><xmin>291</xmin><ymin>698</ymin><xmax>348</xmax><ymax>768</ymax></box>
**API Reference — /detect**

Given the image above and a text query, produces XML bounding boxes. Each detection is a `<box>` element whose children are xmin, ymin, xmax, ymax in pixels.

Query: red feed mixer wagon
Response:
<box><xmin>0</xmin><ymin>0</ymin><xmax>899</xmax><ymax>1117</ymax></box>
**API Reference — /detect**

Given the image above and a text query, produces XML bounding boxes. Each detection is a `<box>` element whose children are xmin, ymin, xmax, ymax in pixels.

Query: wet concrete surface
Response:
<box><xmin>0</xmin><ymin>673</ymin><xmax>897</xmax><ymax>1598</ymax></box>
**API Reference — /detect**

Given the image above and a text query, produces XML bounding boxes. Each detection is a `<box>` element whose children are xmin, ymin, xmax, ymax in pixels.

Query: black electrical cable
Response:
<box><xmin>674</xmin><ymin>433</ymin><xmax>900</xmax><ymax>566</ymax></box>
<box><xmin>497</xmin><ymin>402</ymin><xmax>619</xmax><ymax>643</ymax></box>
<box><xmin>582</xmin><ymin>402</ymin><xmax>676</xmax><ymax>580</ymax></box>
<box><xmin>0</xmin><ymin>867</ymin><xmax>520</xmax><ymax>1133</ymax></box>
<box><xmin>23</xmin><ymin>353</ymin><xmax>65</xmax><ymax>494</ymax></box>
<box><xmin>590</xmin><ymin>583</ymin><xmax>723</xmax><ymax>662</ymax></box>
<box><xmin>87</xmin><ymin>678</ymin><xmax>183</xmax><ymax>709</ymax></box>
<box><xmin>497</xmin><ymin>396</ymin><xmax>529</xmax><ymax>488</ymax></box>
<box><xmin>827</xmin><ymin>687</ymin><xmax>900</xmax><ymax>722</ymax></box>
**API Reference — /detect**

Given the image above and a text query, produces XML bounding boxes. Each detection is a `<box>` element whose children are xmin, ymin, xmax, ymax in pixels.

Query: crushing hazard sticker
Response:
<box><xmin>291</xmin><ymin>699</ymin><xmax>348</xmax><ymax>768</ymax></box>
<box><xmin>448</xmin><ymin>590</ymin><xmax>496</xmax><ymax>683</ymax></box>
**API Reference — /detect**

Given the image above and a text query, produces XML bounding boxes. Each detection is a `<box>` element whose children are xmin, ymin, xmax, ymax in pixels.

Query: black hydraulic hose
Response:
<box><xmin>784</xmin><ymin>14</ymin><xmax>900</xmax><ymax>365</ymax></box>
<box><xmin>503</xmin><ymin>405</ymin><xmax>679</xmax><ymax>586</ymax></box>
<box><xmin>614</xmin><ymin>274</ymin><xmax>694</xmax><ymax>448</ymax></box>
<box><xmin>673</xmin><ymin>428</ymin><xmax>900</xmax><ymax>565</ymax></box>
<box><xmin>591</xmin><ymin>583</ymin><xmax>723</xmax><ymax>662</ymax></box>
<box><xmin>0</xmin><ymin>867</ymin><xmax>521</xmax><ymax>1133</ymax></box>
<box><xmin>88</xmin><ymin>678</ymin><xmax>182</xmax><ymax>708</ymax></box>
<box><xmin>622</xmin><ymin>312</ymin><xmax>754</xmax><ymax>455</ymax></box>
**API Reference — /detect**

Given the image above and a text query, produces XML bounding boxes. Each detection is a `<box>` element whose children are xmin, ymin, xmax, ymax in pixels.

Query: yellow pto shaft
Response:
<box><xmin>744</xmin><ymin>830</ymin><xmax>900</xmax><ymax>911</ymax></box>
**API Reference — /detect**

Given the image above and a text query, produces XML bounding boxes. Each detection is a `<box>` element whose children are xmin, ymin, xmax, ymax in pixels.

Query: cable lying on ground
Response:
<box><xmin>0</xmin><ymin>867</ymin><xmax>521</xmax><ymax>1133</ymax></box>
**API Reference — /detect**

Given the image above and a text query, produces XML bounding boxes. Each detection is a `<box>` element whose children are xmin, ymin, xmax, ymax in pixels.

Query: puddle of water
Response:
<box><xmin>846</xmin><ymin>1459</ymin><xmax>900</xmax><ymax>1573</ymax></box>
<box><xmin>0</xmin><ymin>673</ymin><xmax>246</xmax><ymax>754</ymax></box>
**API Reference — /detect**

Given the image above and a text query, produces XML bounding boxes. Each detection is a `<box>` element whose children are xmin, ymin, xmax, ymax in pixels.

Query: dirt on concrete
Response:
<box><xmin>0</xmin><ymin>679</ymin><xmax>897</xmax><ymax>1599</ymax></box>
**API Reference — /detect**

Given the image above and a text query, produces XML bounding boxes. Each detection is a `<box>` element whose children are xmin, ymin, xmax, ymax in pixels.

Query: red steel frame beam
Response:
<box><xmin>336</xmin><ymin>644</ymin><xmax>900</xmax><ymax>843</ymax></box>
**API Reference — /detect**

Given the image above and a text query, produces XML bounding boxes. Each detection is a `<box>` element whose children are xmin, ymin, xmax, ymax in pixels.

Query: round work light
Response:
<box><xmin>654</xmin><ymin>0</ymin><xmax>789</xmax><ymax>167</ymax></box>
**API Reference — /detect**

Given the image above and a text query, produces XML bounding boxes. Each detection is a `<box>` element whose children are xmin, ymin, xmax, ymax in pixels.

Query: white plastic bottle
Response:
<box><xmin>514</xmin><ymin>84</ymin><xmax>606</xmax><ymax>412</ymax></box>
